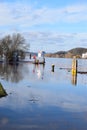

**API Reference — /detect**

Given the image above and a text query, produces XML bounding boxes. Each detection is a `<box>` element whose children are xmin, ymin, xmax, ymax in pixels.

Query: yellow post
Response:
<box><xmin>71</xmin><ymin>56</ymin><xmax>77</xmax><ymax>76</ymax></box>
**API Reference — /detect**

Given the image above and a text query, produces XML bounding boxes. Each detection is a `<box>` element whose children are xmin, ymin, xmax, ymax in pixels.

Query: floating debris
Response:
<box><xmin>77</xmin><ymin>71</ymin><xmax>87</xmax><ymax>74</ymax></box>
<box><xmin>59</xmin><ymin>67</ymin><xmax>71</xmax><ymax>71</ymax></box>
<box><xmin>28</xmin><ymin>98</ymin><xmax>39</xmax><ymax>103</ymax></box>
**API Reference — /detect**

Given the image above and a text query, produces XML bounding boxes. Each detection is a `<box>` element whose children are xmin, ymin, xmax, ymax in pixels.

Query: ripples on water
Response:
<box><xmin>0</xmin><ymin>58</ymin><xmax>87</xmax><ymax>130</ymax></box>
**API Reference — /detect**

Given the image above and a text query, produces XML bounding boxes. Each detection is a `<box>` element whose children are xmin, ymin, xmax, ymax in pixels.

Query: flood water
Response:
<box><xmin>0</xmin><ymin>58</ymin><xmax>87</xmax><ymax>130</ymax></box>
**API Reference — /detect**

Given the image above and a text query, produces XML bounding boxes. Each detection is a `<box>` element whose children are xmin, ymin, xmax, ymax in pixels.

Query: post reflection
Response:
<box><xmin>71</xmin><ymin>74</ymin><xmax>77</xmax><ymax>86</ymax></box>
<box><xmin>33</xmin><ymin>64</ymin><xmax>45</xmax><ymax>80</ymax></box>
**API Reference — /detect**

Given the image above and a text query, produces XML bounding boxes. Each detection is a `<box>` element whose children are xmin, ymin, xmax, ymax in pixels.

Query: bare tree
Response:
<box><xmin>0</xmin><ymin>33</ymin><xmax>30</xmax><ymax>61</ymax></box>
<box><xmin>11</xmin><ymin>33</ymin><xmax>25</xmax><ymax>51</ymax></box>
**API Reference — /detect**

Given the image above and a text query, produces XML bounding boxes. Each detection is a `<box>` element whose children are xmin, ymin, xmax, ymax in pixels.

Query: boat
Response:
<box><xmin>19</xmin><ymin>57</ymin><xmax>45</xmax><ymax>64</ymax></box>
<box><xmin>19</xmin><ymin>51</ymin><xmax>45</xmax><ymax>64</ymax></box>
<box><xmin>32</xmin><ymin>57</ymin><xmax>45</xmax><ymax>64</ymax></box>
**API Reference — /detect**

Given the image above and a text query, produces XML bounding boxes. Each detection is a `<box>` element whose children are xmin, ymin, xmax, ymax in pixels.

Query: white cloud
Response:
<box><xmin>22</xmin><ymin>31</ymin><xmax>87</xmax><ymax>52</ymax></box>
<box><xmin>0</xmin><ymin>1</ymin><xmax>87</xmax><ymax>52</ymax></box>
<box><xmin>0</xmin><ymin>30</ymin><xmax>87</xmax><ymax>52</ymax></box>
<box><xmin>65</xmin><ymin>4</ymin><xmax>87</xmax><ymax>13</ymax></box>
<box><xmin>0</xmin><ymin>2</ymin><xmax>87</xmax><ymax>28</ymax></box>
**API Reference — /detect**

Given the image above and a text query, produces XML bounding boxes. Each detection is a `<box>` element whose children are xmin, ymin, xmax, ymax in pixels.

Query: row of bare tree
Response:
<box><xmin>0</xmin><ymin>33</ymin><xmax>29</xmax><ymax>61</ymax></box>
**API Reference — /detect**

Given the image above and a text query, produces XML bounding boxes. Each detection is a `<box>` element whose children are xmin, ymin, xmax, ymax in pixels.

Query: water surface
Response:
<box><xmin>0</xmin><ymin>58</ymin><xmax>87</xmax><ymax>130</ymax></box>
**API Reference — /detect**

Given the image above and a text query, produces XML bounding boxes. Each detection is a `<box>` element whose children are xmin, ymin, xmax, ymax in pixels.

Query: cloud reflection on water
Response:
<box><xmin>0</xmin><ymin>58</ymin><xmax>87</xmax><ymax>113</ymax></box>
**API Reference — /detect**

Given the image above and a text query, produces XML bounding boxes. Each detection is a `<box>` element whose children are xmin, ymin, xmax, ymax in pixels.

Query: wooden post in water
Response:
<box><xmin>71</xmin><ymin>56</ymin><xmax>78</xmax><ymax>76</ymax></box>
<box><xmin>52</xmin><ymin>64</ymin><xmax>55</xmax><ymax>72</ymax></box>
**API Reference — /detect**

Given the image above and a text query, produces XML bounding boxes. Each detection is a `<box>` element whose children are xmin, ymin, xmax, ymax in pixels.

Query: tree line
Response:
<box><xmin>0</xmin><ymin>33</ymin><xmax>29</xmax><ymax>62</ymax></box>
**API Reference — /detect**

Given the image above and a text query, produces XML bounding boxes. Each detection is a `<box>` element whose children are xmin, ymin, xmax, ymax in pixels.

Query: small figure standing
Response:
<box><xmin>30</xmin><ymin>53</ymin><xmax>31</xmax><ymax>59</ymax></box>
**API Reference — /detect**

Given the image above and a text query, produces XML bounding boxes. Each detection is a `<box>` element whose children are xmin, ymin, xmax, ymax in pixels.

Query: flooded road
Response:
<box><xmin>0</xmin><ymin>58</ymin><xmax>87</xmax><ymax>130</ymax></box>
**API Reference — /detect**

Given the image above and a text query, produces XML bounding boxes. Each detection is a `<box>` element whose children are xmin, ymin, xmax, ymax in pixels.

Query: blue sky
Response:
<box><xmin>0</xmin><ymin>0</ymin><xmax>87</xmax><ymax>52</ymax></box>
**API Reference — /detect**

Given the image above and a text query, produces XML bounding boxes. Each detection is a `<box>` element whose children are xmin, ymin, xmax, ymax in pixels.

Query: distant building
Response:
<box><xmin>38</xmin><ymin>51</ymin><xmax>45</xmax><ymax>58</ymax></box>
<box><xmin>82</xmin><ymin>52</ymin><xmax>87</xmax><ymax>58</ymax></box>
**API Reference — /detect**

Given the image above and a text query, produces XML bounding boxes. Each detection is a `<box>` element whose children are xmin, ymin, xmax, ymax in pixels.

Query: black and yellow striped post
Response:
<box><xmin>71</xmin><ymin>56</ymin><xmax>78</xmax><ymax>76</ymax></box>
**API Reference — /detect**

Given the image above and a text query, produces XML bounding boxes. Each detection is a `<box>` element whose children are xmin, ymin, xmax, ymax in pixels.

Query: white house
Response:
<box><xmin>82</xmin><ymin>52</ymin><xmax>87</xmax><ymax>58</ymax></box>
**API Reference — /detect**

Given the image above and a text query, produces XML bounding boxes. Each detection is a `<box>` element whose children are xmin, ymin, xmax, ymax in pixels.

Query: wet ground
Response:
<box><xmin>0</xmin><ymin>58</ymin><xmax>87</xmax><ymax>130</ymax></box>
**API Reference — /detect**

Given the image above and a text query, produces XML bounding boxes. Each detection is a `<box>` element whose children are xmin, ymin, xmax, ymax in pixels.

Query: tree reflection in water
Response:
<box><xmin>0</xmin><ymin>62</ymin><xmax>45</xmax><ymax>83</ymax></box>
<box><xmin>0</xmin><ymin>63</ymin><xmax>27</xmax><ymax>83</ymax></box>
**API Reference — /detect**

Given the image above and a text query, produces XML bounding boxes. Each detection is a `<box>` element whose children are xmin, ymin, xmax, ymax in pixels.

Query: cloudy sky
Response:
<box><xmin>0</xmin><ymin>0</ymin><xmax>87</xmax><ymax>52</ymax></box>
